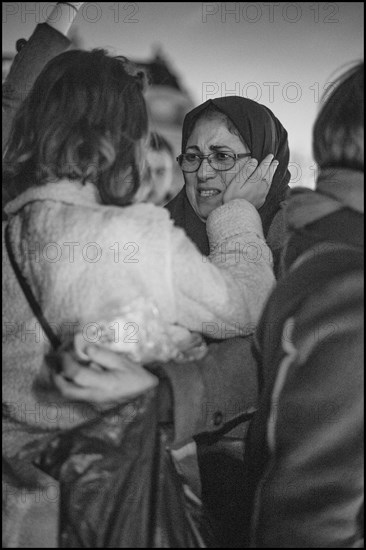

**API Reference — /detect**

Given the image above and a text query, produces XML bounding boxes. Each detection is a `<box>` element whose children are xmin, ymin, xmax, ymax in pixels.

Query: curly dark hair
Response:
<box><xmin>3</xmin><ymin>49</ymin><xmax>149</xmax><ymax>206</ymax></box>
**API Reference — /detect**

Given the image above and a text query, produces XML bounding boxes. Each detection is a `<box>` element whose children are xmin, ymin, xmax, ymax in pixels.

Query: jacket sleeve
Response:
<box><xmin>151</xmin><ymin>335</ymin><xmax>258</xmax><ymax>446</ymax></box>
<box><xmin>152</xmin><ymin>199</ymin><xmax>271</xmax><ymax>445</ymax></box>
<box><xmin>251</xmin><ymin>273</ymin><xmax>364</xmax><ymax>548</ymax></box>
<box><xmin>2</xmin><ymin>23</ymin><xmax>70</xmax><ymax>154</ymax></box>
<box><xmin>170</xmin><ymin>198</ymin><xmax>275</xmax><ymax>337</ymax></box>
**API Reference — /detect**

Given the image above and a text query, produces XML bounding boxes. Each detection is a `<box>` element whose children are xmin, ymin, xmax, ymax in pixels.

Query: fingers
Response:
<box><xmin>57</xmin><ymin>351</ymin><xmax>84</xmax><ymax>382</ymax></box>
<box><xmin>53</xmin><ymin>369</ymin><xmax>121</xmax><ymax>403</ymax></box>
<box><xmin>85</xmin><ymin>345</ymin><xmax>137</xmax><ymax>371</ymax></box>
<box><xmin>220</xmin><ymin>152</ymin><xmax>279</xmax><ymax>208</ymax></box>
<box><xmin>244</xmin><ymin>155</ymin><xmax>279</xmax><ymax>190</ymax></box>
<box><xmin>237</xmin><ymin>158</ymin><xmax>258</xmax><ymax>185</ymax></box>
<box><xmin>250</xmin><ymin>154</ymin><xmax>273</xmax><ymax>182</ymax></box>
<box><xmin>267</xmin><ymin>159</ymin><xmax>279</xmax><ymax>187</ymax></box>
<box><xmin>56</xmin><ymin>352</ymin><xmax>103</xmax><ymax>386</ymax></box>
<box><xmin>53</xmin><ymin>372</ymin><xmax>91</xmax><ymax>399</ymax></box>
<box><xmin>52</xmin><ymin>349</ymin><xmax>159</xmax><ymax>405</ymax></box>
<box><xmin>223</xmin><ymin>158</ymin><xmax>258</xmax><ymax>201</ymax></box>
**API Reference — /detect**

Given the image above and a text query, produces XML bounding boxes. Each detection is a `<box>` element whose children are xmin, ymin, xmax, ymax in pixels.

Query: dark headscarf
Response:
<box><xmin>166</xmin><ymin>96</ymin><xmax>291</xmax><ymax>255</ymax></box>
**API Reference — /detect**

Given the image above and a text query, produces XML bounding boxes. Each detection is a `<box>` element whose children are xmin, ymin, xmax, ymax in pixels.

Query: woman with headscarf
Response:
<box><xmin>167</xmin><ymin>96</ymin><xmax>291</xmax><ymax>276</ymax></box>
<box><xmin>162</xmin><ymin>96</ymin><xmax>291</xmax><ymax>545</ymax></box>
<box><xmin>51</xmin><ymin>96</ymin><xmax>291</xmax><ymax>546</ymax></box>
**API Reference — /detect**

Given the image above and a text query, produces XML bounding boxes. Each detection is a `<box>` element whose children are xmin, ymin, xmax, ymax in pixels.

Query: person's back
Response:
<box><xmin>2</xmin><ymin>49</ymin><xmax>159</xmax><ymax>494</ymax></box>
<box><xmin>3</xmin><ymin>193</ymin><xmax>182</xmax><ymax>451</ymax></box>
<box><xmin>243</xmin><ymin>62</ymin><xmax>364</xmax><ymax>548</ymax></box>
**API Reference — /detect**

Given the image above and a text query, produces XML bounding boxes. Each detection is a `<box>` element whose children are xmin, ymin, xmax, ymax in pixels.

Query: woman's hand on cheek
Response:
<box><xmin>51</xmin><ymin>346</ymin><xmax>158</xmax><ymax>407</ymax></box>
<box><xmin>223</xmin><ymin>154</ymin><xmax>279</xmax><ymax>209</ymax></box>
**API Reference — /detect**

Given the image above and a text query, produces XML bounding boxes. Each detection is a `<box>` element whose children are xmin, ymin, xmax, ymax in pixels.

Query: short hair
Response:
<box><xmin>3</xmin><ymin>49</ymin><xmax>149</xmax><ymax>206</ymax></box>
<box><xmin>313</xmin><ymin>61</ymin><xmax>364</xmax><ymax>171</ymax></box>
<box><xmin>149</xmin><ymin>132</ymin><xmax>174</xmax><ymax>157</ymax></box>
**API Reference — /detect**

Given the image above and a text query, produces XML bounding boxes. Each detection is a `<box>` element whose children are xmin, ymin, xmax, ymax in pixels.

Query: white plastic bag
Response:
<box><xmin>74</xmin><ymin>297</ymin><xmax>207</xmax><ymax>364</ymax></box>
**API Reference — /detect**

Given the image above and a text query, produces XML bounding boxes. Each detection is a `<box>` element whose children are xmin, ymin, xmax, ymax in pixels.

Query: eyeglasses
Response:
<box><xmin>176</xmin><ymin>152</ymin><xmax>251</xmax><ymax>173</ymax></box>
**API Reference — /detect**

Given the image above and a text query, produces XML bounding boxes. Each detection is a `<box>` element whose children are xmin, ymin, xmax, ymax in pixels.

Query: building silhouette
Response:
<box><xmin>135</xmin><ymin>48</ymin><xmax>195</xmax><ymax>196</ymax></box>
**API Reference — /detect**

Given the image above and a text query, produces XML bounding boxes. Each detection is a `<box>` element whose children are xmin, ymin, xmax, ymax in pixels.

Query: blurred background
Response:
<box><xmin>2</xmin><ymin>2</ymin><xmax>364</xmax><ymax>193</ymax></box>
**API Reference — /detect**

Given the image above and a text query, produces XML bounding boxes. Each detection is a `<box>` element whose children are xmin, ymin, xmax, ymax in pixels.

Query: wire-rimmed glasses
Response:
<box><xmin>176</xmin><ymin>151</ymin><xmax>251</xmax><ymax>173</ymax></box>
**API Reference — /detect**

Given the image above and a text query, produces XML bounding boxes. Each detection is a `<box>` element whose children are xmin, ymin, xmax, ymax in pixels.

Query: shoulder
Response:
<box><xmin>9</xmin><ymin>190</ymin><xmax>174</xmax><ymax>249</ymax></box>
<box><xmin>257</xmin><ymin>247</ymin><xmax>363</xmax><ymax>374</ymax></box>
<box><xmin>100</xmin><ymin>202</ymin><xmax>171</xmax><ymax>225</ymax></box>
<box><xmin>96</xmin><ymin>203</ymin><xmax>174</xmax><ymax>241</ymax></box>
<box><xmin>292</xmin><ymin>269</ymin><xmax>363</xmax><ymax>356</ymax></box>
<box><xmin>266</xmin><ymin>203</ymin><xmax>287</xmax><ymax>250</ymax></box>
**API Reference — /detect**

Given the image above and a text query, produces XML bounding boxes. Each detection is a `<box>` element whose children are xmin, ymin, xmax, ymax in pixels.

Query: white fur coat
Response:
<box><xmin>3</xmin><ymin>180</ymin><xmax>274</xmax><ymax>455</ymax></box>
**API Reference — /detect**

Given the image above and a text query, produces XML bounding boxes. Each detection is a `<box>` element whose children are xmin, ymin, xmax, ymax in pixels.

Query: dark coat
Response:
<box><xmin>2</xmin><ymin>23</ymin><xmax>70</xmax><ymax>155</ymax></box>
<box><xmin>243</xmin><ymin>169</ymin><xmax>364</xmax><ymax>547</ymax></box>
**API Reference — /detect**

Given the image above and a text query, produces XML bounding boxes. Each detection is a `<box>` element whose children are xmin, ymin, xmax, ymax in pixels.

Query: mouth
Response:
<box><xmin>197</xmin><ymin>188</ymin><xmax>222</xmax><ymax>198</ymax></box>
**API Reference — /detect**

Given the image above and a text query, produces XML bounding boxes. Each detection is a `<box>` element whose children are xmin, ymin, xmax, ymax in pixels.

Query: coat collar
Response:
<box><xmin>4</xmin><ymin>180</ymin><xmax>101</xmax><ymax>217</ymax></box>
<box><xmin>285</xmin><ymin>168</ymin><xmax>364</xmax><ymax>230</ymax></box>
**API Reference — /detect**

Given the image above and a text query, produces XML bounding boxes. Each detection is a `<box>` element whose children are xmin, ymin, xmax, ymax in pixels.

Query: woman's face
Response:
<box><xmin>184</xmin><ymin>116</ymin><xmax>251</xmax><ymax>220</ymax></box>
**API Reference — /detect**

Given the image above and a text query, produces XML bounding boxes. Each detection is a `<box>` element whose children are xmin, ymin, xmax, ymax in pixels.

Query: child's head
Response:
<box><xmin>4</xmin><ymin>49</ymin><xmax>149</xmax><ymax>206</ymax></box>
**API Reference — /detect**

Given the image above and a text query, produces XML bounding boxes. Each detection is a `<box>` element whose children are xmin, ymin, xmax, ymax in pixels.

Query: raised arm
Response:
<box><xmin>2</xmin><ymin>2</ymin><xmax>84</xmax><ymax>154</ymax></box>
<box><xmin>51</xmin><ymin>198</ymin><xmax>271</xmax><ymax>440</ymax></box>
<box><xmin>170</xmin><ymin>198</ymin><xmax>275</xmax><ymax>337</ymax></box>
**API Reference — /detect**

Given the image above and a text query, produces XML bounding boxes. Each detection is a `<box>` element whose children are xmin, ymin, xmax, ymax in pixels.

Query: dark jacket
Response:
<box><xmin>243</xmin><ymin>168</ymin><xmax>364</xmax><ymax>547</ymax></box>
<box><xmin>2</xmin><ymin>23</ymin><xmax>70</xmax><ymax>155</ymax></box>
<box><xmin>2</xmin><ymin>23</ymin><xmax>71</xmax><ymax>221</ymax></box>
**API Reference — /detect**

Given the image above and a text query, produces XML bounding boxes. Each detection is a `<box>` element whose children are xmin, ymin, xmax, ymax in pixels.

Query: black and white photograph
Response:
<box><xmin>2</xmin><ymin>2</ymin><xmax>364</xmax><ymax>548</ymax></box>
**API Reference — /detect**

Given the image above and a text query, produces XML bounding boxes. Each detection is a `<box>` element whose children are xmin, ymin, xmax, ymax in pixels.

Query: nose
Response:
<box><xmin>197</xmin><ymin>157</ymin><xmax>216</xmax><ymax>182</ymax></box>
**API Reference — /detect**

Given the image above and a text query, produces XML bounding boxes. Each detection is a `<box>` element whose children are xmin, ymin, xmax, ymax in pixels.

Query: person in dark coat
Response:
<box><xmin>242</xmin><ymin>61</ymin><xmax>364</xmax><ymax>548</ymax></box>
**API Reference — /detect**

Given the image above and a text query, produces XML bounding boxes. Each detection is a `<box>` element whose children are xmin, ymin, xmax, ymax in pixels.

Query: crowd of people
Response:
<box><xmin>2</xmin><ymin>2</ymin><xmax>364</xmax><ymax>548</ymax></box>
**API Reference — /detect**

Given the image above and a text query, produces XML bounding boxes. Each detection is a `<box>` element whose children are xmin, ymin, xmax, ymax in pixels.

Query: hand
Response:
<box><xmin>223</xmin><ymin>154</ymin><xmax>279</xmax><ymax>209</ymax></box>
<box><xmin>51</xmin><ymin>346</ymin><xmax>158</xmax><ymax>406</ymax></box>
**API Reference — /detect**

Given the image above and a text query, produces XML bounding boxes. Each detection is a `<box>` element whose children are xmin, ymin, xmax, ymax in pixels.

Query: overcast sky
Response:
<box><xmin>3</xmin><ymin>2</ymin><xmax>364</xmax><ymax>186</ymax></box>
